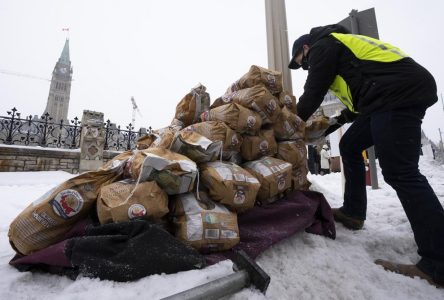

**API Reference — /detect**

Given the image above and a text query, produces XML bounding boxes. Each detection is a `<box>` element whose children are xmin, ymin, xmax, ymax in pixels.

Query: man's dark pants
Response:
<box><xmin>339</xmin><ymin>106</ymin><xmax>444</xmax><ymax>283</ymax></box>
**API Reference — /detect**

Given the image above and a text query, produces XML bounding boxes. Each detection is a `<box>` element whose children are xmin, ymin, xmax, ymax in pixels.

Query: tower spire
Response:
<box><xmin>59</xmin><ymin>39</ymin><xmax>70</xmax><ymax>65</ymax></box>
<box><xmin>42</xmin><ymin>39</ymin><xmax>73</xmax><ymax>123</ymax></box>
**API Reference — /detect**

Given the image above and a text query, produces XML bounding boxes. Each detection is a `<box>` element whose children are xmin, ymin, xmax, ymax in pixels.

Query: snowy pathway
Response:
<box><xmin>0</xmin><ymin>159</ymin><xmax>443</xmax><ymax>299</ymax></box>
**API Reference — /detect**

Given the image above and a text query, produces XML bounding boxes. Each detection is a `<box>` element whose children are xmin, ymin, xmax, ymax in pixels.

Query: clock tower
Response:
<box><xmin>43</xmin><ymin>39</ymin><xmax>73</xmax><ymax>123</ymax></box>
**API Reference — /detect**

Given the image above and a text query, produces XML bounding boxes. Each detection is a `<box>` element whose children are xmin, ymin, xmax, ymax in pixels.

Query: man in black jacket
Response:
<box><xmin>289</xmin><ymin>24</ymin><xmax>444</xmax><ymax>287</ymax></box>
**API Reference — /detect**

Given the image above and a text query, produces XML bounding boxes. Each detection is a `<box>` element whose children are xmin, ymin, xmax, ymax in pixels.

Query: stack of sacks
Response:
<box><xmin>8</xmin><ymin>66</ymin><xmax>313</xmax><ymax>258</ymax></box>
<box><xmin>160</xmin><ymin>65</ymin><xmax>310</xmax><ymax>250</ymax></box>
<box><xmin>93</xmin><ymin>146</ymin><xmax>201</xmax><ymax>243</ymax></box>
<box><xmin>98</xmin><ymin>147</ymin><xmax>198</xmax><ymax>224</ymax></box>
<box><xmin>99</xmin><ymin>142</ymin><xmax>242</xmax><ymax>254</ymax></box>
<box><xmin>8</xmin><ymin>162</ymin><xmax>126</xmax><ymax>255</ymax></box>
<box><xmin>217</xmin><ymin>65</ymin><xmax>310</xmax><ymax>197</ymax></box>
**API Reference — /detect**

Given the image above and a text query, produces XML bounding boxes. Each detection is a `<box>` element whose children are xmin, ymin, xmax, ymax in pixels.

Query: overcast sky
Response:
<box><xmin>1</xmin><ymin>0</ymin><xmax>443</xmax><ymax>143</ymax></box>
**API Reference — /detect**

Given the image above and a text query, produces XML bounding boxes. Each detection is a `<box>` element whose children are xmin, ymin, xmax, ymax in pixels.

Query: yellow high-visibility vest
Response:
<box><xmin>328</xmin><ymin>33</ymin><xmax>409</xmax><ymax>112</ymax></box>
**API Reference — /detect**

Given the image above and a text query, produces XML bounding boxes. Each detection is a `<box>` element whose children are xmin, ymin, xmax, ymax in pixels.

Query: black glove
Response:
<box><xmin>324</xmin><ymin>109</ymin><xmax>358</xmax><ymax>136</ymax></box>
<box><xmin>324</xmin><ymin>116</ymin><xmax>343</xmax><ymax>136</ymax></box>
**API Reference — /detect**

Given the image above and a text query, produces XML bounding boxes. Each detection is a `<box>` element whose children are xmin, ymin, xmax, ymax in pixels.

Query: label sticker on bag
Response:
<box><xmin>277</xmin><ymin>174</ymin><xmax>287</xmax><ymax>191</ymax></box>
<box><xmin>259</xmin><ymin>140</ymin><xmax>269</xmax><ymax>154</ymax></box>
<box><xmin>205</xmin><ymin>228</ymin><xmax>220</xmax><ymax>239</ymax></box>
<box><xmin>246</xmin><ymin>116</ymin><xmax>256</xmax><ymax>129</ymax></box>
<box><xmin>221</xmin><ymin>229</ymin><xmax>238</xmax><ymax>239</ymax></box>
<box><xmin>128</xmin><ymin>204</ymin><xmax>147</xmax><ymax>219</ymax></box>
<box><xmin>50</xmin><ymin>189</ymin><xmax>84</xmax><ymax>220</ymax></box>
<box><xmin>32</xmin><ymin>211</ymin><xmax>57</xmax><ymax>228</ymax></box>
<box><xmin>284</xmin><ymin>95</ymin><xmax>293</xmax><ymax>107</ymax></box>
<box><xmin>265</xmin><ymin>99</ymin><xmax>278</xmax><ymax>115</ymax></box>
<box><xmin>266</xmin><ymin>74</ymin><xmax>278</xmax><ymax>94</ymax></box>
<box><xmin>204</xmin><ymin>213</ymin><xmax>218</xmax><ymax>224</ymax></box>
<box><xmin>233</xmin><ymin>189</ymin><xmax>246</xmax><ymax>205</ymax></box>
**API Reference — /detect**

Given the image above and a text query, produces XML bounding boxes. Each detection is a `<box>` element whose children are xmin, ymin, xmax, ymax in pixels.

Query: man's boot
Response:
<box><xmin>375</xmin><ymin>259</ymin><xmax>443</xmax><ymax>288</ymax></box>
<box><xmin>332</xmin><ymin>207</ymin><xmax>364</xmax><ymax>230</ymax></box>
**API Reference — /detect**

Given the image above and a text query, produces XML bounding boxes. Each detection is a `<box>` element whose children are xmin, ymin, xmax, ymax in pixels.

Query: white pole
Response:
<box><xmin>265</xmin><ymin>0</ymin><xmax>293</xmax><ymax>93</ymax></box>
<box><xmin>338</xmin><ymin>126</ymin><xmax>345</xmax><ymax>194</ymax></box>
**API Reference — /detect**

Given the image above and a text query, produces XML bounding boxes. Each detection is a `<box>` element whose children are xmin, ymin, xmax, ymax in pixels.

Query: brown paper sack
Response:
<box><xmin>223</xmin><ymin>151</ymin><xmax>243</xmax><ymax>165</ymax></box>
<box><xmin>278</xmin><ymin>90</ymin><xmax>297</xmax><ymax>114</ymax></box>
<box><xmin>97</xmin><ymin>179</ymin><xmax>168</xmax><ymax>224</ymax></box>
<box><xmin>272</xmin><ymin>107</ymin><xmax>306</xmax><ymax>141</ymax></box>
<box><xmin>305</xmin><ymin>115</ymin><xmax>330</xmax><ymax>142</ymax></box>
<box><xmin>243</xmin><ymin>156</ymin><xmax>292</xmax><ymax>205</ymax></box>
<box><xmin>149</xmin><ymin>126</ymin><xmax>179</xmax><ymax>149</ymax></box>
<box><xmin>240</xmin><ymin>129</ymin><xmax>277</xmax><ymax>161</ymax></box>
<box><xmin>276</xmin><ymin>139</ymin><xmax>307</xmax><ymax>170</ymax></box>
<box><xmin>172</xmin><ymin>83</ymin><xmax>210</xmax><ymax>128</ymax></box>
<box><xmin>184</xmin><ymin>121</ymin><xmax>243</xmax><ymax>161</ymax></box>
<box><xmin>200</xmin><ymin>103</ymin><xmax>262</xmax><ymax>135</ymax></box>
<box><xmin>200</xmin><ymin>161</ymin><xmax>261</xmax><ymax>212</ymax></box>
<box><xmin>170</xmin><ymin>193</ymin><xmax>239</xmax><ymax>253</ymax></box>
<box><xmin>125</xmin><ymin>147</ymin><xmax>197</xmax><ymax>195</ymax></box>
<box><xmin>8</xmin><ymin>165</ymin><xmax>124</xmax><ymax>255</ymax></box>
<box><xmin>225</xmin><ymin>65</ymin><xmax>283</xmax><ymax>96</ymax></box>
<box><xmin>136</xmin><ymin>134</ymin><xmax>156</xmax><ymax>150</ymax></box>
<box><xmin>101</xmin><ymin>150</ymin><xmax>134</xmax><ymax>171</ymax></box>
<box><xmin>212</xmin><ymin>85</ymin><xmax>281</xmax><ymax>124</ymax></box>
<box><xmin>292</xmin><ymin>163</ymin><xmax>311</xmax><ymax>191</ymax></box>
<box><xmin>170</xmin><ymin>130</ymin><xmax>222</xmax><ymax>163</ymax></box>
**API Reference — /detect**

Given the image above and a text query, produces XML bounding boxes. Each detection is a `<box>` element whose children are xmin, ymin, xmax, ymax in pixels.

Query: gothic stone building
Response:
<box><xmin>42</xmin><ymin>39</ymin><xmax>73</xmax><ymax>123</ymax></box>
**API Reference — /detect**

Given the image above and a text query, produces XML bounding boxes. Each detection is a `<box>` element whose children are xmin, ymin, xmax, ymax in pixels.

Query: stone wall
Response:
<box><xmin>0</xmin><ymin>145</ymin><xmax>120</xmax><ymax>173</ymax></box>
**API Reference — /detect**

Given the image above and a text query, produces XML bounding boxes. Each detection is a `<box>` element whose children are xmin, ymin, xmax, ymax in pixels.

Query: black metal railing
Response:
<box><xmin>0</xmin><ymin>108</ymin><xmax>82</xmax><ymax>149</ymax></box>
<box><xmin>103</xmin><ymin>120</ymin><xmax>151</xmax><ymax>152</ymax></box>
<box><xmin>0</xmin><ymin>107</ymin><xmax>150</xmax><ymax>151</ymax></box>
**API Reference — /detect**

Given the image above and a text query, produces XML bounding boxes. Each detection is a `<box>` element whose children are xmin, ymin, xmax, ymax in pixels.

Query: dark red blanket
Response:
<box><xmin>205</xmin><ymin>190</ymin><xmax>335</xmax><ymax>264</ymax></box>
<box><xmin>10</xmin><ymin>190</ymin><xmax>335</xmax><ymax>281</ymax></box>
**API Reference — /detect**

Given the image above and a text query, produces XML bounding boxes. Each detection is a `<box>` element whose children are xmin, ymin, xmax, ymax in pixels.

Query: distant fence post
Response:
<box><xmin>79</xmin><ymin>110</ymin><xmax>105</xmax><ymax>173</ymax></box>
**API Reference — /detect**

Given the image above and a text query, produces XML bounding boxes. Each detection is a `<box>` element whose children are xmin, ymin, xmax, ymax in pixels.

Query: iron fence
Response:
<box><xmin>103</xmin><ymin>120</ymin><xmax>151</xmax><ymax>151</ymax></box>
<box><xmin>0</xmin><ymin>107</ymin><xmax>150</xmax><ymax>151</ymax></box>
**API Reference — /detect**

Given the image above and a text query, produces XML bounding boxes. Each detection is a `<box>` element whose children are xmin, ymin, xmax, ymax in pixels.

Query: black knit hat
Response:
<box><xmin>288</xmin><ymin>34</ymin><xmax>311</xmax><ymax>69</ymax></box>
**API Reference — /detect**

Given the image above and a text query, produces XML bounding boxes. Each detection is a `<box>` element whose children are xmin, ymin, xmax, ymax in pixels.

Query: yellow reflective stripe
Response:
<box><xmin>351</xmin><ymin>34</ymin><xmax>407</xmax><ymax>59</ymax></box>
<box><xmin>329</xmin><ymin>75</ymin><xmax>356</xmax><ymax>113</ymax></box>
<box><xmin>331</xmin><ymin>33</ymin><xmax>409</xmax><ymax>63</ymax></box>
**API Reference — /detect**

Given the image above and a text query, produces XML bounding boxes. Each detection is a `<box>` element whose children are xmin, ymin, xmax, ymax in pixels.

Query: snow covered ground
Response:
<box><xmin>0</xmin><ymin>157</ymin><xmax>443</xmax><ymax>300</ymax></box>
